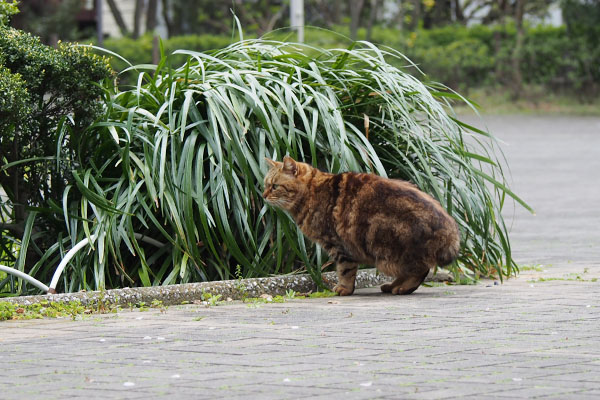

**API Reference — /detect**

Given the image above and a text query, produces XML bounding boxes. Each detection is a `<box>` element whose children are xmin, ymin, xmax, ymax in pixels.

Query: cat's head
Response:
<box><xmin>263</xmin><ymin>156</ymin><xmax>309</xmax><ymax>210</ymax></box>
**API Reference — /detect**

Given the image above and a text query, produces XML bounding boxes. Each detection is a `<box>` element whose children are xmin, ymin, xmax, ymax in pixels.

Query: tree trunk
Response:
<box><xmin>161</xmin><ymin>0</ymin><xmax>172</xmax><ymax>37</ymax></box>
<box><xmin>133</xmin><ymin>0</ymin><xmax>144</xmax><ymax>39</ymax></box>
<box><xmin>350</xmin><ymin>0</ymin><xmax>365</xmax><ymax>40</ymax></box>
<box><xmin>412</xmin><ymin>0</ymin><xmax>421</xmax><ymax>30</ymax></box>
<box><xmin>366</xmin><ymin>0</ymin><xmax>381</xmax><ymax>42</ymax></box>
<box><xmin>106</xmin><ymin>0</ymin><xmax>129</xmax><ymax>36</ymax></box>
<box><xmin>453</xmin><ymin>0</ymin><xmax>465</xmax><ymax>23</ymax></box>
<box><xmin>493</xmin><ymin>0</ymin><xmax>510</xmax><ymax>83</ymax></box>
<box><xmin>511</xmin><ymin>0</ymin><xmax>525</xmax><ymax>99</ymax></box>
<box><xmin>146</xmin><ymin>0</ymin><xmax>158</xmax><ymax>32</ymax></box>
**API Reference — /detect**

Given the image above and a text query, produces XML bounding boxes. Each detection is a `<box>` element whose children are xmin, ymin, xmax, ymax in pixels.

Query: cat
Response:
<box><xmin>263</xmin><ymin>156</ymin><xmax>460</xmax><ymax>295</ymax></box>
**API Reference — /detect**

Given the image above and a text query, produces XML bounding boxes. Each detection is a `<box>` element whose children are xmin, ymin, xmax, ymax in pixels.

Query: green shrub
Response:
<box><xmin>164</xmin><ymin>34</ymin><xmax>234</xmax><ymax>63</ymax></box>
<box><xmin>521</xmin><ymin>25</ymin><xmax>573</xmax><ymax>87</ymax></box>
<box><xmin>365</xmin><ymin>23</ymin><xmax>598</xmax><ymax>96</ymax></box>
<box><xmin>561</xmin><ymin>0</ymin><xmax>600</xmax><ymax>97</ymax></box>
<box><xmin>102</xmin><ymin>33</ymin><xmax>238</xmax><ymax>71</ymax></box>
<box><xmin>409</xmin><ymin>37</ymin><xmax>494</xmax><ymax>89</ymax></box>
<box><xmin>0</xmin><ymin>26</ymin><xmax>112</xmax><ymax>294</ymax></box>
<box><xmin>100</xmin><ymin>23</ymin><xmax>599</xmax><ymax>97</ymax></box>
<box><xmin>27</xmin><ymin>38</ymin><xmax>528</xmax><ymax>294</ymax></box>
<box><xmin>0</xmin><ymin>65</ymin><xmax>29</xmax><ymax>139</ymax></box>
<box><xmin>0</xmin><ymin>0</ymin><xmax>18</xmax><ymax>27</ymax></box>
<box><xmin>102</xmin><ymin>34</ymin><xmax>154</xmax><ymax>67</ymax></box>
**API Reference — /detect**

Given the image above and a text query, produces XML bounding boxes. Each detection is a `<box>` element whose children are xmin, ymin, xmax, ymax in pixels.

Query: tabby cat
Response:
<box><xmin>263</xmin><ymin>156</ymin><xmax>460</xmax><ymax>295</ymax></box>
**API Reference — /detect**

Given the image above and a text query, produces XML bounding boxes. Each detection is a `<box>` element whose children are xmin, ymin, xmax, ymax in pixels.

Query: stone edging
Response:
<box><xmin>1</xmin><ymin>268</ymin><xmax>452</xmax><ymax>307</ymax></box>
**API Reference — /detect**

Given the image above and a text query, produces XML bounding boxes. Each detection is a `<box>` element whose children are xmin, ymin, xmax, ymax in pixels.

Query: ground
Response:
<box><xmin>1</xmin><ymin>115</ymin><xmax>599</xmax><ymax>399</ymax></box>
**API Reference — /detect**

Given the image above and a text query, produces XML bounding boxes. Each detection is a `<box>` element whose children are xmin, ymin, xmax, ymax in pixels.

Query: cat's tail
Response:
<box><xmin>435</xmin><ymin>225</ymin><xmax>460</xmax><ymax>267</ymax></box>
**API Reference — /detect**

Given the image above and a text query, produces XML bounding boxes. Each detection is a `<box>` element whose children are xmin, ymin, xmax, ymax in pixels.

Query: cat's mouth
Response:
<box><xmin>263</xmin><ymin>195</ymin><xmax>286</xmax><ymax>208</ymax></box>
<box><xmin>262</xmin><ymin>189</ymin><xmax>274</xmax><ymax>203</ymax></box>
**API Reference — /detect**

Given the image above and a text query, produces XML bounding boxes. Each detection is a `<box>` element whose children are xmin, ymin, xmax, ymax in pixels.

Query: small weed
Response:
<box><xmin>201</xmin><ymin>292</ymin><xmax>223</xmax><ymax>307</ymax></box>
<box><xmin>0</xmin><ymin>300</ymin><xmax>86</xmax><ymax>321</ymax></box>
<box><xmin>285</xmin><ymin>289</ymin><xmax>297</xmax><ymax>299</ymax></box>
<box><xmin>520</xmin><ymin>264</ymin><xmax>544</xmax><ymax>272</ymax></box>
<box><xmin>422</xmin><ymin>282</ymin><xmax>447</xmax><ymax>287</ymax></box>
<box><xmin>246</xmin><ymin>300</ymin><xmax>263</xmax><ymax>308</ymax></box>
<box><xmin>529</xmin><ymin>275</ymin><xmax>595</xmax><ymax>283</ymax></box>
<box><xmin>94</xmin><ymin>290</ymin><xmax>117</xmax><ymax>314</ymax></box>
<box><xmin>151</xmin><ymin>299</ymin><xmax>168</xmax><ymax>313</ymax></box>
<box><xmin>242</xmin><ymin>292</ymin><xmax>289</xmax><ymax>305</ymax></box>
<box><xmin>457</xmin><ymin>277</ymin><xmax>477</xmax><ymax>285</ymax></box>
<box><xmin>307</xmin><ymin>290</ymin><xmax>337</xmax><ymax>298</ymax></box>
<box><xmin>234</xmin><ymin>265</ymin><xmax>249</xmax><ymax>301</ymax></box>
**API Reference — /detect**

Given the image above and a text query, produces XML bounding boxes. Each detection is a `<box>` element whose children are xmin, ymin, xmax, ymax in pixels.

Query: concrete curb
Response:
<box><xmin>1</xmin><ymin>268</ymin><xmax>452</xmax><ymax>307</ymax></box>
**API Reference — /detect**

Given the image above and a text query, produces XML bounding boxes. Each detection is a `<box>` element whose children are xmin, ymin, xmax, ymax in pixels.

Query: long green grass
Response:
<box><xmin>8</xmin><ymin>37</ymin><xmax>530</xmax><ymax>294</ymax></box>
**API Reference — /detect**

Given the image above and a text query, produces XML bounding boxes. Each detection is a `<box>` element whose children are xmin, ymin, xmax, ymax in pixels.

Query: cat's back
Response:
<box><xmin>338</xmin><ymin>171</ymin><xmax>441</xmax><ymax>215</ymax></box>
<box><xmin>331</xmin><ymin>171</ymin><xmax>458</xmax><ymax>264</ymax></box>
<box><xmin>334</xmin><ymin>171</ymin><xmax>456</xmax><ymax>238</ymax></box>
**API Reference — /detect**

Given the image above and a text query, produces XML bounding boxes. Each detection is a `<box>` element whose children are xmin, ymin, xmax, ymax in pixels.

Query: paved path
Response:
<box><xmin>2</xmin><ymin>115</ymin><xmax>599</xmax><ymax>399</ymax></box>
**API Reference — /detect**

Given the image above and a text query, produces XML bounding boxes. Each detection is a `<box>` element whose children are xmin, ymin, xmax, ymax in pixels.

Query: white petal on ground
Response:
<box><xmin>360</xmin><ymin>381</ymin><xmax>373</xmax><ymax>387</ymax></box>
<box><xmin>143</xmin><ymin>336</ymin><xmax>151</xmax><ymax>340</ymax></box>
<box><xmin>123</xmin><ymin>382</ymin><xmax>135</xmax><ymax>387</ymax></box>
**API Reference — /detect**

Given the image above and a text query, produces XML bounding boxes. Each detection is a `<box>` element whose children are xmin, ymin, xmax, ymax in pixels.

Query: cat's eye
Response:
<box><xmin>271</xmin><ymin>184</ymin><xmax>279</xmax><ymax>190</ymax></box>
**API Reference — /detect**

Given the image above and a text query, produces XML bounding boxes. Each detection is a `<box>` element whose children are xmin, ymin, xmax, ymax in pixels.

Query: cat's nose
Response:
<box><xmin>262</xmin><ymin>188</ymin><xmax>269</xmax><ymax>198</ymax></box>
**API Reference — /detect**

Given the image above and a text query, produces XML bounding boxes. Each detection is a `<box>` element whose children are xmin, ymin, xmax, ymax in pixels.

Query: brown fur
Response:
<box><xmin>263</xmin><ymin>156</ymin><xmax>460</xmax><ymax>295</ymax></box>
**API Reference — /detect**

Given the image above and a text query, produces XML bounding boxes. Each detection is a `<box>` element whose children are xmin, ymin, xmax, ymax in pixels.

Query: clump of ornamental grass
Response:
<box><xmin>21</xmin><ymin>36</ymin><xmax>530</xmax><ymax>293</ymax></box>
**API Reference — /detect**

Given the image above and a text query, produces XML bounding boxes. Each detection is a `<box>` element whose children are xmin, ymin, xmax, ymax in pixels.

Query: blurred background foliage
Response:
<box><xmin>5</xmin><ymin>0</ymin><xmax>600</xmax><ymax>101</ymax></box>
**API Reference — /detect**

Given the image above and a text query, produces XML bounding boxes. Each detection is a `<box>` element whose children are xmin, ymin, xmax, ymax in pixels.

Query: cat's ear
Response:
<box><xmin>282</xmin><ymin>155</ymin><xmax>298</xmax><ymax>176</ymax></box>
<box><xmin>265</xmin><ymin>158</ymin><xmax>279</xmax><ymax>169</ymax></box>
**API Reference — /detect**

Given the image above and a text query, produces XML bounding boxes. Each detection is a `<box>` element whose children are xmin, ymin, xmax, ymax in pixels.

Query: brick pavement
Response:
<box><xmin>1</xmin><ymin>115</ymin><xmax>599</xmax><ymax>399</ymax></box>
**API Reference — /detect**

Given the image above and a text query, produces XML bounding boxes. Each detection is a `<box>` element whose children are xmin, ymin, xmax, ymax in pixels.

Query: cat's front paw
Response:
<box><xmin>333</xmin><ymin>284</ymin><xmax>354</xmax><ymax>296</ymax></box>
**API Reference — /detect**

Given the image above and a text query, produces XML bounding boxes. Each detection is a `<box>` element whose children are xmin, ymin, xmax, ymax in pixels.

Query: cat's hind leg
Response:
<box><xmin>333</xmin><ymin>262</ymin><xmax>359</xmax><ymax>296</ymax></box>
<box><xmin>379</xmin><ymin>262</ymin><xmax>431</xmax><ymax>295</ymax></box>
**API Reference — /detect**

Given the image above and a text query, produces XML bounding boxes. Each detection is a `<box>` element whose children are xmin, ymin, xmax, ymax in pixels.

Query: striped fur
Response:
<box><xmin>263</xmin><ymin>156</ymin><xmax>460</xmax><ymax>295</ymax></box>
